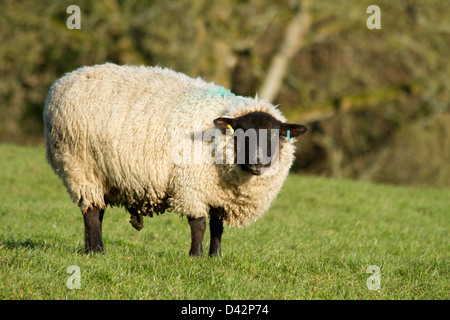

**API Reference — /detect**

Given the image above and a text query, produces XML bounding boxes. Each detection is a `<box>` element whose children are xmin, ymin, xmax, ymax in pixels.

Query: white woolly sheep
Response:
<box><xmin>44</xmin><ymin>63</ymin><xmax>307</xmax><ymax>255</ymax></box>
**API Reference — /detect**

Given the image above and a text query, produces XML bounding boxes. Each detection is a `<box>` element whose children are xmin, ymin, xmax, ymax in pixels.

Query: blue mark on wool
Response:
<box><xmin>205</xmin><ymin>86</ymin><xmax>235</xmax><ymax>98</ymax></box>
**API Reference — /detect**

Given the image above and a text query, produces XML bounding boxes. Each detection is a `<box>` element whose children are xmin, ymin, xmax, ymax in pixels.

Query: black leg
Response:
<box><xmin>209</xmin><ymin>213</ymin><xmax>224</xmax><ymax>256</ymax></box>
<box><xmin>188</xmin><ymin>217</ymin><xmax>206</xmax><ymax>256</ymax></box>
<box><xmin>83</xmin><ymin>206</ymin><xmax>105</xmax><ymax>253</ymax></box>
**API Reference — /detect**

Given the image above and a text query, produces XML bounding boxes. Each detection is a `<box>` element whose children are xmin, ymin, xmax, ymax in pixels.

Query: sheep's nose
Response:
<box><xmin>246</xmin><ymin>163</ymin><xmax>264</xmax><ymax>175</ymax></box>
<box><xmin>248</xmin><ymin>163</ymin><xmax>262</xmax><ymax>170</ymax></box>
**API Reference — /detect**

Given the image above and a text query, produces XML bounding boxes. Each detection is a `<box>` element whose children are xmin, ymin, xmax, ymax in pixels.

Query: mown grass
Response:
<box><xmin>0</xmin><ymin>144</ymin><xmax>448</xmax><ymax>299</ymax></box>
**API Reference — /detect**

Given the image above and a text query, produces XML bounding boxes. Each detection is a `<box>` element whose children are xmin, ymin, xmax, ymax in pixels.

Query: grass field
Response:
<box><xmin>0</xmin><ymin>144</ymin><xmax>448</xmax><ymax>300</ymax></box>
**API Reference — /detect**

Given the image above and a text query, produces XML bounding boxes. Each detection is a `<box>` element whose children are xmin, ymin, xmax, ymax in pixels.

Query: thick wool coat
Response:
<box><xmin>44</xmin><ymin>63</ymin><xmax>296</xmax><ymax>227</ymax></box>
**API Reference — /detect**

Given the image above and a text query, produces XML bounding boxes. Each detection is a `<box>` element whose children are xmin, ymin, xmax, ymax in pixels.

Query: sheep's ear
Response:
<box><xmin>280</xmin><ymin>123</ymin><xmax>308</xmax><ymax>138</ymax></box>
<box><xmin>214</xmin><ymin>117</ymin><xmax>237</xmax><ymax>134</ymax></box>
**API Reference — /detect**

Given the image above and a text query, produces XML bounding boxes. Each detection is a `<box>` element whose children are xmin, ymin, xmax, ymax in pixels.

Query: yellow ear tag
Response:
<box><xmin>227</xmin><ymin>124</ymin><xmax>234</xmax><ymax>134</ymax></box>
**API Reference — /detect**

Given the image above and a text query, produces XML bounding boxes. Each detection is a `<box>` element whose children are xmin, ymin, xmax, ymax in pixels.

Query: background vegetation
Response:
<box><xmin>1</xmin><ymin>0</ymin><xmax>449</xmax><ymax>187</ymax></box>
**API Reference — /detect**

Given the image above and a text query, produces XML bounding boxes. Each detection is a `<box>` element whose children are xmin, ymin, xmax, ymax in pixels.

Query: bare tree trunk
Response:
<box><xmin>259</xmin><ymin>3</ymin><xmax>311</xmax><ymax>102</ymax></box>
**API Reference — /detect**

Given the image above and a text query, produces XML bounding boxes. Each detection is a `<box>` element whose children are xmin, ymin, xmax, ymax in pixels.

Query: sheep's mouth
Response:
<box><xmin>248</xmin><ymin>168</ymin><xmax>262</xmax><ymax>175</ymax></box>
<box><xmin>242</xmin><ymin>164</ymin><xmax>268</xmax><ymax>175</ymax></box>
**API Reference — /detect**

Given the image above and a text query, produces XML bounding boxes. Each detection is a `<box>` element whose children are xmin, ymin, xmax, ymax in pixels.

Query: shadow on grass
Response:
<box><xmin>0</xmin><ymin>237</ymin><xmax>187</xmax><ymax>259</ymax></box>
<box><xmin>0</xmin><ymin>236</ymin><xmax>79</xmax><ymax>253</ymax></box>
<box><xmin>0</xmin><ymin>238</ymin><xmax>50</xmax><ymax>250</ymax></box>
<box><xmin>1</xmin><ymin>238</ymin><xmax>100</xmax><ymax>255</ymax></box>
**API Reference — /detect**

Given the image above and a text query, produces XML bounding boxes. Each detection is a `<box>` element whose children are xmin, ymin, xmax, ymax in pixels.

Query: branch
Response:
<box><xmin>258</xmin><ymin>4</ymin><xmax>311</xmax><ymax>102</ymax></box>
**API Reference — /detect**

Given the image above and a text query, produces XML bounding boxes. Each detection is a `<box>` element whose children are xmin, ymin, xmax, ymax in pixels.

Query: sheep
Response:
<box><xmin>43</xmin><ymin>63</ymin><xmax>308</xmax><ymax>256</ymax></box>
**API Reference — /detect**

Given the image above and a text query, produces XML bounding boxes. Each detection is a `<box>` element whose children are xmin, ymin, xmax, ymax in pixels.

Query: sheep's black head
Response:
<box><xmin>214</xmin><ymin>111</ymin><xmax>307</xmax><ymax>175</ymax></box>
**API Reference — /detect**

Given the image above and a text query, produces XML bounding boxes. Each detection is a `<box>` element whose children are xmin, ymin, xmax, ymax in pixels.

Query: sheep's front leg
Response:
<box><xmin>209</xmin><ymin>214</ymin><xmax>223</xmax><ymax>256</ymax></box>
<box><xmin>83</xmin><ymin>206</ymin><xmax>105</xmax><ymax>253</ymax></box>
<box><xmin>188</xmin><ymin>217</ymin><xmax>206</xmax><ymax>256</ymax></box>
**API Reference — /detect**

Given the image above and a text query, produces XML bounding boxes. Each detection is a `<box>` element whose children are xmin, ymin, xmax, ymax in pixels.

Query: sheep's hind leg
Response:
<box><xmin>209</xmin><ymin>213</ymin><xmax>223</xmax><ymax>257</ymax></box>
<box><xmin>83</xmin><ymin>206</ymin><xmax>105</xmax><ymax>253</ymax></box>
<box><xmin>188</xmin><ymin>217</ymin><xmax>206</xmax><ymax>256</ymax></box>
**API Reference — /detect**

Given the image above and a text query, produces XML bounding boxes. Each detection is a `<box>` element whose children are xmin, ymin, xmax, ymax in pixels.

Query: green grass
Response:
<box><xmin>0</xmin><ymin>144</ymin><xmax>448</xmax><ymax>299</ymax></box>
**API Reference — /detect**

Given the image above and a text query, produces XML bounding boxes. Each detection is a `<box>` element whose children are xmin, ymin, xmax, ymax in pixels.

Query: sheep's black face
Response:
<box><xmin>214</xmin><ymin>111</ymin><xmax>307</xmax><ymax>175</ymax></box>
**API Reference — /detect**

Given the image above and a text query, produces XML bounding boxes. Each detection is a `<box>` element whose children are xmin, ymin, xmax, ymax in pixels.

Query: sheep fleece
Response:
<box><xmin>44</xmin><ymin>63</ymin><xmax>296</xmax><ymax>228</ymax></box>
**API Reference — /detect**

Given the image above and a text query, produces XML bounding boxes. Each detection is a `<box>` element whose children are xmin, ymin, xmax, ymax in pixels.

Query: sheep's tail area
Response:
<box><xmin>44</xmin><ymin>86</ymin><xmax>57</xmax><ymax>174</ymax></box>
<box><xmin>43</xmin><ymin>82</ymin><xmax>106</xmax><ymax>213</ymax></box>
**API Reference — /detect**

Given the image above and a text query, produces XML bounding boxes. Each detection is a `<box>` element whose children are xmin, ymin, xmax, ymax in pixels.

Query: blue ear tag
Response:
<box><xmin>287</xmin><ymin>130</ymin><xmax>291</xmax><ymax>141</ymax></box>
